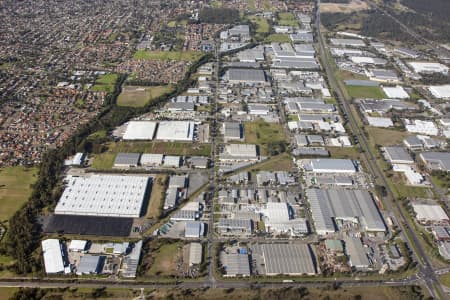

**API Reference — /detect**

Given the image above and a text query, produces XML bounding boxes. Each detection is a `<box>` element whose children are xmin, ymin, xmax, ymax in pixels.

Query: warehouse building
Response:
<box><xmin>220</xmin><ymin>144</ymin><xmax>259</xmax><ymax>161</ymax></box>
<box><xmin>156</xmin><ymin>121</ymin><xmax>196</xmax><ymax>141</ymax></box>
<box><xmin>55</xmin><ymin>175</ymin><xmax>151</xmax><ymax>218</ymax></box>
<box><xmin>76</xmin><ymin>255</ymin><xmax>104</xmax><ymax>275</ymax></box>
<box><xmin>189</xmin><ymin>243</ymin><xmax>203</xmax><ymax>266</ymax></box>
<box><xmin>412</xmin><ymin>203</ymin><xmax>449</xmax><ymax>224</ymax></box>
<box><xmin>306</xmin><ymin>189</ymin><xmax>386</xmax><ymax>234</ymax></box>
<box><xmin>259</xmin><ymin>243</ymin><xmax>316</xmax><ymax>276</ymax></box>
<box><xmin>221</xmin><ymin>252</ymin><xmax>251</xmax><ymax>277</ymax></box>
<box><xmin>382</xmin><ymin>146</ymin><xmax>414</xmax><ymax>165</ymax></box>
<box><xmin>218</xmin><ymin>218</ymin><xmax>253</xmax><ymax>236</ymax></box>
<box><xmin>140</xmin><ymin>153</ymin><xmax>164</xmax><ymax>167</ymax></box>
<box><xmin>366</xmin><ymin>116</ymin><xmax>393</xmax><ymax>128</ymax></box>
<box><xmin>68</xmin><ymin>240</ymin><xmax>88</xmax><ymax>252</ymax></box>
<box><xmin>225</xmin><ymin>68</ymin><xmax>266</xmax><ymax>84</ymax></box>
<box><xmin>123</xmin><ymin>121</ymin><xmax>157</xmax><ymax>140</ymax></box>
<box><xmin>122</xmin><ymin>240</ymin><xmax>143</xmax><ymax>278</ymax></box>
<box><xmin>223</xmin><ymin>122</ymin><xmax>243</xmax><ymax>142</ymax></box>
<box><xmin>344</xmin><ymin>238</ymin><xmax>370</xmax><ymax>270</ymax></box>
<box><xmin>185</xmin><ymin>221</ymin><xmax>205</xmax><ymax>238</ymax></box>
<box><xmin>419</xmin><ymin>152</ymin><xmax>450</xmax><ymax>172</ymax></box>
<box><xmin>42</xmin><ymin>239</ymin><xmax>66</xmax><ymax>274</ymax></box>
<box><xmin>382</xmin><ymin>86</ymin><xmax>409</xmax><ymax>99</ymax></box>
<box><xmin>366</xmin><ymin>69</ymin><xmax>399</xmax><ymax>83</ymax></box>
<box><xmin>114</xmin><ymin>153</ymin><xmax>141</xmax><ymax>168</ymax></box>
<box><xmin>428</xmin><ymin>85</ymin><xmax>450</xmax><ymax>100</ymax></box>
<box><xmin>330</xmin><ymin>38</ymin><xmax>365</xmax><ymax>47</ymax></box>
<box><xmin>408</xmin><ymin>62</ymin><xmax>449</xmax><ymax>75</ymax></box>
<box><xmin>301</xmin><ymin>159</ymin><xmax>357</xmax><ymax>174</ymax></box>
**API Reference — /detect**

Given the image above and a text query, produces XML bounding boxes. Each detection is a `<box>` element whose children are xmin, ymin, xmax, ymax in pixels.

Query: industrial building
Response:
<box><xmin>223</xmin><ymin>122</ymin><xmax>243</xmax><ymax>142</ymax></box>
<box><xmin>330</xmin><ymin>38</ymin><xmax>365</xmax><ymax>47</ymax></box>
<box><xmin>140</xmin><ymin>153</ymin><xmax>164</xmax><ymax>167</ymax></box>
<box><xmin>218</xmin><ymin>218</ymin><xmax>253</xmax><ymax>236</ymax></box>
<box><xmin>123</xmin><ymin>121</ymin><xmax>157</xmax><ymax>140</ymax></box>
<box><xmin>366</xmin><ymin>69</ymin><xmax>399</xmax><ymax>83</ymax></box>
<box><xmin>220</xmin><ymin>144</ymin><xmax>258</xmax><ymax>161</ymax></box>
<box><xmin>412</xmin><ymin>203</ymin><xmax>449</xmax><ymax>224</ymax></box>
<box><xmin>382</xmin><ymin>86</ymin><xmax>409</xmax><ymax>99</ymax></box>
<box><xmin>404</xmin><ymin>119</ymin><xmax>438</xmax><ymax>136</ymax></box>
<box><xmin>55</xmin><ymin>175</ymin><xmax>151</xmax><ymax>218</ymax></box>
<box><xmin>306</xmin><ymin>189</ymin><xmax>386</xmax><ymax>235</ymax></box>
<box><xmin>301</xmin><ymin>159</ymin><xmax>357</xmax><ymax>174</ymax></box>
<box><xmin>258</xmin><ymin>243</ymin><xmax>316</xmax><ymax>276</ymax></box>
<box><xmin>359</xmin><ymin>99</ymin><xmax>415</xmax><ymax>115</ymax></box>
<box><xmin>225</xmin><ymin>68</ymin><xmax>266</xmax><ymax>84</ymax></box>
<box><xmin>185</xmin><ymin>221</ymin><xmax>205</xmax><ymax>238</ymax></box>
<box><xmin>68</xmin><ymin>240</ymin><xmax>88</xmax><ymax>252</ymax></box>
<box><xmin>42</xmin><ymin>239</ymin><xmax>66</xmax><ymax>274</ymax></box>
<box><xmin>345</xmin><ymin>238</ymin><xmax>370</xmax><ymax>270</ymax></box>
<box><xmin>121</xmin><ymin>240</ymin><xmax>143</xmax><ymax>278</ymax></box>
<box><xmin>221</xmin><ymin>252</ymin><xmax>251</xmax><ymax>277</ymax></box>
<box><xmin>382</xmin><ymin>146</ymin><xmax>414</xmax><ymax>165</ymax></box>
<box><xmin>408</xmin><ymin>62</ymin><xmax>449</xmax><ymax>75</ymax></box>
<box><xmin>367</xmin><ymin>116</ymin><xmax>395</xmax><ymax>128</ymax></box>
<box><xmin>428</xmin><ymin>85</ymin><xmax>450</xmax><ymax>99</ymax></box>
<box><xmin>156</xmin><ymin>121</ymin><xmax>196</xmax><ymax>142</ymax></box>
<box><xmin>189</xmin><ymin>243</ymin><xmax>203</xmax><ymax>266</ymax></box>
<box><xmin>114</xmin><ymin>153</ymin><xmax>141</xmax><ymax>168</ymax></box>
<box><xmin>419</xmin><ymin>152</ymin><xmax>450</xmax><ymax>172</ymax></box>
<box><xmin>76</xmin><ymin>255</ymin><xmax>104</xmax><ymax>275</ymax></box>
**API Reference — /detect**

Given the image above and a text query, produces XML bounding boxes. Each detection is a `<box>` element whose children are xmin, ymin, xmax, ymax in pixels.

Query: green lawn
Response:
<box><xmin>246</xmin><ymin>153</ymin><xmax>294</xmax><ymax>172</ymax></box>
<box><xmin>133</xmin><ymin>50</ymin><xmax>203</xmax><ymax>61</ymax></box>
<box><xmin>328</xmin><ymin>146</ymin><xmax>361</xmax><ymax>160</ymax></box>
<box><xmin>90</xmin><ymin>73</ymin><xmax>118</xmax><ymax>93</ymax></box>
<box><xmin>439</xmin><ymin>273</ymin><xmax>450</xmax><ymax>287</ymax></box>
<box><xmin>92</xmin><ymin>141</ymin><xmax>211</xmax><ymax>170</ymax></box>
<box><xmin>287</xmin><ymin>114</ymin><xmax>299</xmax><ymax>121</ymax></box>
<box><xmin>277</xmin><ymin>12</ymin><xmax>299</xmax><ymax>27</ymax></box>
<box><xmin>0</xmin><ymin>167</ymin><xmax>38</xmax><ymax>222</ymax></box>
<box><xmin>248</xmin><ymin>16</ymin><xmax>270</xmax><ymax>33</ymax></box>
<box><xmin>346</xmin><ymin>85</ymin><xmax>386</xmax><ymax>99</ymax></box>
<box><xmin>264</xmin><ymin>34</ymin><xmax>291</xmax><ymax>43</ymax></box>
<box><xmin>244</xmin><ymin>120</ymin><xmax>287</xmax><ymax>155</ymax></box>
<box><xmin>146</xmin><ymin>242</ymin><xmax>182</xmax><ymax>277</ymax></box>
<box><xmin>117</xmin><ymin>85</ymin><xmax>174</xmax><ymax>107</ymax></box>
<box><xmin>366</xmin><ymin>127</ymin><xmax>409</xmax><ymax>146</ymax></box>
<box><xmin>246</xmin><ymin>0</ymin><xmax>256</xmax><ymax>10</ymax></box>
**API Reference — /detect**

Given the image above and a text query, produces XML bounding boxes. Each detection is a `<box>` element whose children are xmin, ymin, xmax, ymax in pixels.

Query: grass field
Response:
<box><xmin>146</xmin><ymin>242</ymin><xmax>181</xmax><ymax>277</ymax></box>
<box><xmin>246</xmin><ymin>0</ymin><xmax>256</xmax><ymax>10</ymax></box>
<box><xmin>244</xmin><ymin>120</ymin><xmax>287</xmax><ymax>155</ymax></box>
<box><xmin>133</xmin><ymin>50</ymin><xmax>203</xmax><ymax>61</ymax></box>
<box><xmin>145</xmin><ymin>175</ymin><xmax>167</xmax><ymax>219</ymax></box>
<box><xmin>328</xmin><ymin>146</ymin><xmax>361</xmax><ymax>160</ymax></box>
<box><xmin>264</xmin><ymin>33</ymin><xmax>291</xmax><ymax>43</ymax></box>
<box><xmin>277</xmin><ymin>12</ymin><xmax>298</xmax><ymax>27</ymax></box>
<box><xmin>117</xmin><ymin>85</ymin><xmax>174</xmax><ymax>107</ymax></box>
<box><xmin>366</xmin><ymin>127</ymin><xmax>409</xmax><ymax>146</ymax></box>
<box><xmin>90</xmin><ymin>73</ymin><xmax>118</xmax><ymax>93</ymax></box>
<box><xmin>247</xmin><ymin>153</ymin><xmax>294</xmax><ymax>172</ymax></box>
<box><xmin>0</xmin><ymin>167</ymin><xmax>38</xmax><ymax>222</ymax></box>
<box><xmin>0</xmin><ymin>288</ymin><xmax>17</xmax><ymax>299</ymax></box>
<box><xmin>92</xmin><ymin>141</ymin><xmax>211</xmax><ymax>169</ymax></box>
<box><xmin>287</xmin><ymin>114</ymin><xmax>299</xmax><ymax>121</ymax></box>
<box><xmin>248</xmin><ymin>16</ymin><xmax>270</xmax><ymax>33</ymax></box>
<box><xmin>346</xmin><ymin>85</ymin><xmax>386</xmax><ymax>99</ymax></box>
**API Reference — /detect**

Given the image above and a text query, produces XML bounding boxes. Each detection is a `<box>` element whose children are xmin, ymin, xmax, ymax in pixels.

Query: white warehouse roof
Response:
<box><xmin>55</xmin><ymin>175</ymin><xmax>151</xmax><ymax>218</ymax></box>
<box><xmin>304</xmin><ymin>159</ymin><xmax>357</xmax><ymax>173</ymax></box>
<box><xmin>429</xmin><ymin>85</ymin><xmax>450</xmax><ymax>99</ymax></box>
<box><xmin>156</xmin><ymin>121</ymin><xmax>195</xmax><ymax>141</ymax></box>
<box><xmin>412</xmin><ymin>204</ymin><xmax>449</xmax><ymax>222</ymax></box>
<box><xmin>123</xmin><ymin>121</ymin><xmax>157</xmax><ymax>140</ymax></box>
<box><xmin>42</xmin><ymin>239</ymin><xmax>65</xmax><ymax>274</ymax></box>
<box><xmin>408</xmin><ymin>62</ymin><xmax>449</xmax><ymax>74</ymax></box>
<box><xmin>382</xmin><ymin>86</ymin><xmax>409</xmax><ymax>99</ymax></box>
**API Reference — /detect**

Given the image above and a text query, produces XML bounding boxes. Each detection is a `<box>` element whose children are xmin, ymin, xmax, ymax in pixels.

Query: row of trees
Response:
<box><xmin>0</xmin><ymin>53</ymin><xmax>211</xmax><ymax>274</ymax></box>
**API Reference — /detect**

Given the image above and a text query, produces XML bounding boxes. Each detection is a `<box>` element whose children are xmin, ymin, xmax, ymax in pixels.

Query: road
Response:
<box><xmin>315</xmin><ymin>0</ymin><xmax>445</xmax><ymax>299</ymax></box>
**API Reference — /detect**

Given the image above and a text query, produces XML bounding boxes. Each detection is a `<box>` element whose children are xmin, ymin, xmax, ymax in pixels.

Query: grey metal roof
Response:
<box><xmin>261</xmin><ymin>243</ymin><xmax>316</xmax><ymax>275</ymax></box>
<box><xmin>222</xmin><ymin>253</ymin><xmax>250</xmax><ymax>276</ymax></box>
<box><xmin>344</xmin><ymin>238</ymin><xmax>370</xmax><ymax>269</ymax></box>
<box><xmin>218</xmin><ymin>218</ymin><xmax>252</xmax><ymax>230</ymax></box>
<box><xmin>228</xmin><ymin>68</ymin><xmax>266</xmax><ymax>82</ymax></box>
<box><xmin>224</xmin><ymin>122</ymin><xmax>243</xmax><ymax>139</ymax></box>
<box><xmin>122</xmin><ymin>240</ymin><xmax>142</xmax><ymax>278</ymax></box>
<box><xmin>383</xmin><ymin>146</ymin><xmax>413</xmax><ymax>163</ymax></box>
<box><xmin>114</xmin><ymin>153</ymin><xmax>140</xmax><ymax>166</ymax></box>
<box><xmin>77</xmin><ymin>255</ymin><xmax>103</xmax><ymax>275</ymax></box>
<box><xmin>420</xmin><ymin>152</ymin><xmax>450</xmax><ymax>171</ymax></box>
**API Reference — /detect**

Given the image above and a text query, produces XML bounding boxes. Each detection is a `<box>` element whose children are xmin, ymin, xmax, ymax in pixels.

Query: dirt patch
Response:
<box><xmin>320</xmin><ymin>0</ymin><xmax>369</xmax><ymax>13</ymax></box>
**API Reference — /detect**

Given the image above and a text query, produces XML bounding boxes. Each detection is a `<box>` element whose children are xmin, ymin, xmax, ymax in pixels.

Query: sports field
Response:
<box><xmin>0</xmin><ymin>167</ymin><xmax>38</xmax><ymax>222</ymax></box>
<box><xmin>117</xmin><ymin>85</ymin><xmax>174</xmax><ymax>107</ymax></box>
